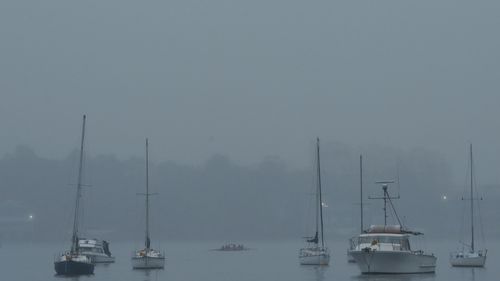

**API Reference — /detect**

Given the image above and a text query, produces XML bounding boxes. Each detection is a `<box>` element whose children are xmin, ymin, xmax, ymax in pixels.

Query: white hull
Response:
<box><xmin>349</xmin><ymin>250</ymin><xmax>436</xmax><ymax>274</ymax></box>
<box><xmin>84</xmin><ymin>253</ymin><xmax>115</xmax><ymax>263</ymax></box>
<box><xmin>347</xmin><ymin>251</ymin><xmax>356</xmax><ymax>263</ymax></box>
<box><xmin>450</xmin><ymin>252</ymin><xmax>486</xmax><ymax>267</ymax></box>
<box><xmin>299</xmin><ymin>254</ymin><xmax>330</xmax><ymax>265</ymax></box>
<box><xmin>299</xmin><ymin>248</ymin><xmax>330</xmax><ymax>265</ymax></box>
<box><xmin>131</xmin><ymin>256</ymin><xmax>165</xmax><ymax>269</ymax></box>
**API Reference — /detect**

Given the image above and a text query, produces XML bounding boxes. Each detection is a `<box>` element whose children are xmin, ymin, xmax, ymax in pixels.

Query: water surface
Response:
<box><xmin>0</xmin><ymin>240</ymin><xmax>496</xmax><ymax>281</ymax></box>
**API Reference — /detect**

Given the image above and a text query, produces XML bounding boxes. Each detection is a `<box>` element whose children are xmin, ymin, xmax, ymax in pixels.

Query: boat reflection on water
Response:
<box><xmin>351</xmin><ymin>272</ymin><xmax>436</xmax><ymax>281</ymax></box>
<box><xmin>137</xmin><ymin>268</ymin><xmax>162</xmax><ymax>281</ymax></box>
<box><xmin>302</xmin><ymin>265</ymin><xmax>327</xmax><ymax>281</ymax></box>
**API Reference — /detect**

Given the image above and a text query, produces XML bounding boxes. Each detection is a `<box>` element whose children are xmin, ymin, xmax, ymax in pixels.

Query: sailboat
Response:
<box><xmin>450</xmin><ymin>144</ymin><xmax>487</xmax><ymax>267</ymax></box>
<box><xmin>132</xmin><ymin>138</ymin><xmax>165</xmax><ymax>269</ymax></box>
<box><xmin>299</xmin><ymin>138</ymin><xmax>330</xmax><ymax>265</ymax></box>
<box><xmin>54</xmin><ymin>115</ymin><xmax>95</xmax><ymax>275</ymax></box>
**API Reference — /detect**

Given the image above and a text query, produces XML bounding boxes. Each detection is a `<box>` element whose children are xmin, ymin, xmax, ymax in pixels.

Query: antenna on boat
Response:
<box><xmin>396</xmin><ymin>161</ymin><xmax>401</xmax><ymax>198</ymax></box>
<box><xmin>360</xmin><ymin>155</ymin><xmax>364</xmax><ymax>233</ymax></box>
<box><xmin>369</xmin><ymin>181</ymin><xmax>401</xmax><ymax>226</ymax></box>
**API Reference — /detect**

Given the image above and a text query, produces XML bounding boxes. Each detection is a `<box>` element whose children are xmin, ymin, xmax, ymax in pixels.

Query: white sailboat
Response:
<box><xmin>299</xmin><ymin>138</ymin><xmax>330</xmax><ymax>266</ymax></box>
<box><xmin>54</xmin><ymin>115</ymin><xmax>94</xmax><ymax>275</ymax></box>
<box><xmin>132</xmin><ymin>138</ymin><xmax>165</xmax><ymax>269</ymax></box>
<box><xmin>450</xmin><ymin>144</ymin><xmax>487</xmax><ymax>267</ymax></box>
<box><xmin>349</xmin><ymin>182</ymin><xmax>437</xmax><ymax>274</ymax></box>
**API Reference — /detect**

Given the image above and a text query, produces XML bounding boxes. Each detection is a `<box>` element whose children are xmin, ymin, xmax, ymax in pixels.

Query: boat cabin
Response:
<box><xmin>78</xmin><ymin>239</ymin><xmax>111</xmax><ymax>256</ymax></box>
<box><xmin>350</xmin><ymin>225</ymin><xmax>419</xmax><ymax>252</ymax></box>
<box><xmin>353</xmin><ymin>233</ymin><xmax>411</xmax><ymax>251</ymax></box>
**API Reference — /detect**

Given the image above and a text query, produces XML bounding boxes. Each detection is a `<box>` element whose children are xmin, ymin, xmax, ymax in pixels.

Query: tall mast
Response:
<box><xmin>316</xmin><ymin>138</ymin><xmax>325</xmax><ymax>248</ymax></box>
<box><xmin>145</xmin><ymin>138</ymin><xmax>150</xmax><ymax>250</ymax></box>
<box><xmin>360</xmin><ymin>155</ymin><xmax>363</xmax><ymax>233</ymax></box>
<box><xmin>470</xmin><ymin>143</ymin><xmax>474</xmax><ymax>252</ymax></box>
<box><xmin>71</xmin><ymin>115</ymin><xmax>86</xmax><ymax>254</ymax></box>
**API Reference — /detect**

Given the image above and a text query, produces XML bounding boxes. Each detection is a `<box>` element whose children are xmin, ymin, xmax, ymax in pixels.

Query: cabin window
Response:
<box><xmin>358</xmin><ymin>236</ymin><xmax>409</xmax><ymax>248</ymax></box>
<box><xmin>402</xmin><ymin>239</ymin><xmax>410</xmax><ymax>251</ymax></box>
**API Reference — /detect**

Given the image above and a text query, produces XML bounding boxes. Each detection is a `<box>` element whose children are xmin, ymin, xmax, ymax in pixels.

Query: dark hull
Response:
<box><xmin>54</xmin><ymin>260</ymin><xmax>94</xmax><ymax>275</ymax></box>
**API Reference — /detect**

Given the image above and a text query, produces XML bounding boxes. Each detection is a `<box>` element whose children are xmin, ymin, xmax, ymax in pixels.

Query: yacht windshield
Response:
<box><xmin>80</xmin><ymin>246</ymin><xmax>104</xmax><ymax>253</ymax></box>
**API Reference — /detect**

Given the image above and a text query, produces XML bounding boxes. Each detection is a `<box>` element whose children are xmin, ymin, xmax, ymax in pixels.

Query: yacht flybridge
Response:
<box><xmin>131</xmin><ymin>139</ymin><xmax>165</xmax><ymax>269</ymax></box>
<box><xmin>54</xmin><ymin>115</ymin><xmax>94</xmax><ymax>276</ymax></box>
<box><xmin>450</xmin><ymin>144</ymin><xmax>487</xmax><ymax>267</ymax></box>
<box><xmin>299</xmin><ymin>138</ymin><xmax>330</xmax><ymax>266</ymax></box>
<box><xmin>348</xmin><ymin>182</ymin><xmax>436</xmax><ymax>274</ymax></box>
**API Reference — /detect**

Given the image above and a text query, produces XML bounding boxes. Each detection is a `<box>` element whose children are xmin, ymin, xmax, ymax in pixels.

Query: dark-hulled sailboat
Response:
<box><xmin>54</xmin><ymin>115</ymin><xmax>94</xmax><ymax>275</ymax></box>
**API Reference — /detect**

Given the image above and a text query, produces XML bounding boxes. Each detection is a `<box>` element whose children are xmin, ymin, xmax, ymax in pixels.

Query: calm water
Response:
<box><xmin>0</xmin><ymin>240</ymin><xmax>497</xmax><ymax>281</ymax></box>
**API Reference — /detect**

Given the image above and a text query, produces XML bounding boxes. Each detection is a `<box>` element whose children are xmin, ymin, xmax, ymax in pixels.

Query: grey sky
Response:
<box><xmin>1</xmin><ymin>0</ymin><xmax>499</xmax><ymax>183</ymax></box>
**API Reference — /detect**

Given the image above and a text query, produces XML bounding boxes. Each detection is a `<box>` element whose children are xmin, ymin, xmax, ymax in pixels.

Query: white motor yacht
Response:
<box><xmin>79</xmin><ymin>238</ymin><xmax>115</xmax><ymax>263</ymax></box>
<box><xmin>349</xmin><ymin>182</ymin><xmax>436</xmax><ymax>274</ymax></box>
<box><xmin>349</xmin><ymin>225</ymin><xmax>436</xmax><ymax>274</ymax></box>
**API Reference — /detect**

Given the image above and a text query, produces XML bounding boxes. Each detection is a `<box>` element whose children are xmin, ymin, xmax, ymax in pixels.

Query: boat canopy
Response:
<box><xmin>366</xmin><ymin>225</ymin><xmax>423</xmax><ymax>235</ymax></box>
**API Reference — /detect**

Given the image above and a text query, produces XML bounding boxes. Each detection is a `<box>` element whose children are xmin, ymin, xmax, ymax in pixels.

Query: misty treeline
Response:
<box><xmin>0</xmin><ymin>144</ymin><xmax>498</xmax><ymax>242</ymax></box>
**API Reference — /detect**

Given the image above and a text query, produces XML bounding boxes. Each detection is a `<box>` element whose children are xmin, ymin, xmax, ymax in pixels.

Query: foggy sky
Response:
<box><xmin>1</xmin><ymin>0</ymin><xmax>500</xmax><ymax>184</ymax></box>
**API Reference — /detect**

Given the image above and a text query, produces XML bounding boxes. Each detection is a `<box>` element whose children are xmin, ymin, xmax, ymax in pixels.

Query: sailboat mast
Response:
<box><xmin>316</xmin><ymin>138</ymin><xmax>325</xmax><ymax>248</ymax></box>
<box><xmin>360</xmin><ymin>155</ymin><xmax>363</xmax><ymax>233</ymax></box>
<box><xmin>470</xmin><ymin>143</ymin><xmax>474</xmax><ymax>252</ymax></box>
<box><xmin>145</xmin><ymin>138</ymin><xmax>150</xmax><ymax>250</ymax></box>
<box><xmin>71</xmin><ymin>115</ymin><xmax>86</xmax><ymax>254</ymax></box>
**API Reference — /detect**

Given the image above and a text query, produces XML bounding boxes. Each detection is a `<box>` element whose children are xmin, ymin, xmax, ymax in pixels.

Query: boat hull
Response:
<box><xmin>85</xmin><ymin>253</ymin><xmax>115</xmax><ymax>263</ymax></box>
<box><xmin>450</xmin><ymin>255</ymin><xmax>486</xmax><ymax>267</ymax></box>
<box><xmin>349</xmin><ymin>250</ymin><xmax>436</xmax><ymax>274</ymax></box>
<box><xmin>347</xmin><ymin>251</ymin><xmax>356</xmax><ymax>263</ymax></box>
<box><xmin>54</xmin><ymin>260</ymin><xmax>94</xmax><ymax>275</ymax></box>
<box><xmin>299</xmin><ymin>248</ymin><xmax>330</xmax><ymax>265</ymax></box>
<box><xmin>132</xmin><ymin>256</ymin><xmax>165</xmax><ymax>269</ymax></box>
<box><xmin>299</xmin><ymin>254</ymin><xmax>330</xmax><ymax>265</ymax></box>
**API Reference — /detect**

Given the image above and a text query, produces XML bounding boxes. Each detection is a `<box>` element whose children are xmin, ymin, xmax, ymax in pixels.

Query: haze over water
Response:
<box><xmin>1</xmin><ymin>0</ymin><xmax>499</xmax><ymax>280</ymax></box>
